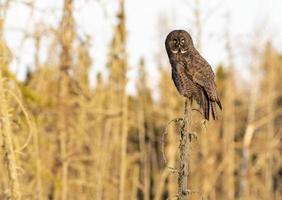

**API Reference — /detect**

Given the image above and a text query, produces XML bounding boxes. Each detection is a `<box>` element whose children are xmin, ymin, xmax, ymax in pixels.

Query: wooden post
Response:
<box><xmin>178</xmin><ymin>99</ymin><xmax>192</xmax><ymax>200</ymax></box>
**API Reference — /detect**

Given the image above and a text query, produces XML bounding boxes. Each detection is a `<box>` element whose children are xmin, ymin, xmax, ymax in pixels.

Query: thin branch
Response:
<box><xmin>161</xmin><ymin>118</ymin><xmax>183</xmax><ymax>165</ymax></box>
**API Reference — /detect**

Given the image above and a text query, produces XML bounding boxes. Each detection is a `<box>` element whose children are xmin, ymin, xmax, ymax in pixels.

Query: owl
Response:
<box><xmin>165</xmin><ymin>30</ymin><xmax>222</xmax><ymax>120</ymax></box>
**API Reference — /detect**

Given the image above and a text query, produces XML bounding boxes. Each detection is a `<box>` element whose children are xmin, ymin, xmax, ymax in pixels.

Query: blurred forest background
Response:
<box><xmin>0</xmin><ymin>0</ymin><xmax>281</xmax><ymax>200</ymax></box>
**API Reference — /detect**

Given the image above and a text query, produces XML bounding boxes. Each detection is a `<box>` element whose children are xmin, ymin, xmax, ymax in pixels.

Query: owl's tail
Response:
<box><xmin>210</xmin><ymin>101</ymin><xmax>218</xmax><ymax>120</ymax></box>
<box><xmin>200</xmin><ymin>90</ymin><xmax>222</xmax><ymax>120</ymax></box>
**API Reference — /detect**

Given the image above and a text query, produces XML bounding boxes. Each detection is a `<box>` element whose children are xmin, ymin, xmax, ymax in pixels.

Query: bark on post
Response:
<box><xmin>178</xmin><ymin>99</ymin><xmax>192</xmax><ymax>200</ymax></box>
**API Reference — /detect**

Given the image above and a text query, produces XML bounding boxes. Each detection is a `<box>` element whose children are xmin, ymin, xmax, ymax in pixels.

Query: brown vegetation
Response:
<box><xmin>0</xmin><ymin>0</ymin><xmax>281</xmax><ymax>200</ymax></box>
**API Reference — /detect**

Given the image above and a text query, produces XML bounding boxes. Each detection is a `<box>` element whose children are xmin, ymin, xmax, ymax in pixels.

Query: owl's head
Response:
<box><xmin>165</xmin><ymin>30</ymin><xmax>194</xmax><ymax>55</ymax></box>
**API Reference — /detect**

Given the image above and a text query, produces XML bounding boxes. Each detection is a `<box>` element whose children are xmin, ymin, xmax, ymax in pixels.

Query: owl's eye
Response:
<box><xmin>181</xmin><ymin>38</ymin><xmax>185</xmax><ymax>43</ymax></box>
<box><xmin>173</xmin><ymin>39</ymin><xmax>177</xmax><ymax>44</ymax></box>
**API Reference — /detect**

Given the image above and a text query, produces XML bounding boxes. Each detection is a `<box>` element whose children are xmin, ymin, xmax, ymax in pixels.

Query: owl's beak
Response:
<box><xmin>178</xmin><ymin>46</ymin><xmax>181</xmax><ymax>53</ymax></box>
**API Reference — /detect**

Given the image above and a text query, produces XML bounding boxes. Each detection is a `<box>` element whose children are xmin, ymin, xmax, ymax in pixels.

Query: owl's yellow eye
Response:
<box><xmin>181</xmin><ymin>38</ymin><xmax>185</xmax><ymax>43</ymax></box>
<box><xmin>173</xmin><ymin>39</ymin><xmax>177</xmax><ymax>44</ymax></box>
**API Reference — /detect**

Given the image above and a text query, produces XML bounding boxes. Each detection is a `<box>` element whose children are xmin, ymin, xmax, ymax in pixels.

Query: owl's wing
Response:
<box><xmin>186</xmin><ymin>53</ymin><xmax>222</xmax><ymax>109</ymax></box>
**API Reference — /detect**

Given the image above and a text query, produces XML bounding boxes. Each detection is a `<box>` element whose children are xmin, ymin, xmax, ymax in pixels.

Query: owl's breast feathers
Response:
<box><xmin>171</xmin><ymin>61</ymin><xmax>197</xmax><ymax>98</ymax></box>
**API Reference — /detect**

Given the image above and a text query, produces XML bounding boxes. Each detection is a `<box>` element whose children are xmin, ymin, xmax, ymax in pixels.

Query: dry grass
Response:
<box><xmin>0</xmin><ymin>1</ymin><xmax>281</xmax><ymax>200</ymax></box>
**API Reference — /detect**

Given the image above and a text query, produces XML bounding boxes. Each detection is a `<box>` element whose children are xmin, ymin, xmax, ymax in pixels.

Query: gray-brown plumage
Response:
<box><xmin>165</xmin><ymin>30</ymin><xmax>222</xmax><ymax>120</ymax></box>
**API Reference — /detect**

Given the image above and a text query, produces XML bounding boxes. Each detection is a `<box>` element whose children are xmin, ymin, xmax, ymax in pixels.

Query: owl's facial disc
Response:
<box><xmin>170</xmin><ymin>36</ymin><xmax>188</xmax><ymax>54</ymax></box>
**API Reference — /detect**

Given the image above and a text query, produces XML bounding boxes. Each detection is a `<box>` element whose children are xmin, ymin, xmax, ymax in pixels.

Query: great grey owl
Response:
<box><xmin>165</xmin><ymin>30</ymin><xmax>222</xmax><ymax>120</ymax></box>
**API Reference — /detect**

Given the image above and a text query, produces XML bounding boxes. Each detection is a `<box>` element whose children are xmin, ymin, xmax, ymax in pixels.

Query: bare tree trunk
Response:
<box><xmin>264</xmin><ymin>44</ymin><xmax>276</xmax><ymax>200</ymax></box>
<box><xmin>57</xmin><ymin>0</ymin><xmax>74</xmax><ymax>199</ymax></box>
<box><xmin>240</xmin><ymin>44</ymin><xmax>259</xmax><ymax>198</ymax></box>
<box><xmin>31</xmin><ymin>26</ymin><xmax>43</xmax><ymax>200</ymax></box>
<box><xmin>0</xmin><ymin>18</ymin><xmax>21</xmax><ymax>200</ymax></box>
<box><xmin>58</xmin><ymin>76</ymin><xmax>69</xmax><ymax>200</ymax></box>
<box><xmin>137</xmin><ymin>102</ymin><xmax>150</xmax><ymax>200</ymax></box>
<box><xmin>224</xmin><ymin>19</ymin><xmax>235</xmax><ymax>200</ymax></box>
<box><xmin>120</xmin><ymin>81</ymin><xmax>128</xmax><ymax>200</ymax></box>
<box><xmin>33</xmin><ymin>125</ymin><xmax>43</xmax><ymax>200</ymax></box>
<box><xmin>131</xmin><ymin>165</ymin><xmax>140</xmax><ymax>200</ymax></box>
<box><xmin>117</xmin><ymin>0</ymin><xmax>128</xmax><ymax>199</ymax></box>
<box><xmin>194</xmin><ymin>0</ymin><xmax>202</xmax><ymax>51</ymax></box>
<box><xmin>178</xmin><ymin>99</ymin><xmax>192</xmax><ymax>200</ymax></box>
